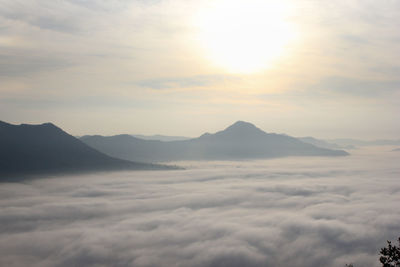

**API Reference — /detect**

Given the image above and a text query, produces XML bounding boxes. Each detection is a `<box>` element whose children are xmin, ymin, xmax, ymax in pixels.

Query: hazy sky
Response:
<box><xmin>0</xmin><ymin>0</ymin><xmax>399</xmax><ymax>139</ymax></box>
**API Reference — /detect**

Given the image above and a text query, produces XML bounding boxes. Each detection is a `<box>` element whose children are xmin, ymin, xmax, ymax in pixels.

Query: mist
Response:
<box><xmin>1</xmin><ymin>147</ymin><xmax>399</xmax><ymax>267</ymax></box>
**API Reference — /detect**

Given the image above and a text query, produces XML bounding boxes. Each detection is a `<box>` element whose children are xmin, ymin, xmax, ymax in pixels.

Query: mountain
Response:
<box><xmin>327</xmin><ymin>138</ymin><xmax>400</xmax><ymax>147</ymax></box>
<box><xmin>0</xmin><ymin>121</ymin><xmax>174</xmax><ymax>180</ymax></box>
<box><xmin>132</xmin><ymin>134</ymin><xmax>190</xmax><ymax>141</ymax></box>
<box><xmin>298</xmin><ymin>136</ymin><xmax>355</xmax><ymax>150</ymax></box>
<box><xmin>81</xmin><ymin>121</ymin><xmax>349</xmax><ymax>162</ymax></box>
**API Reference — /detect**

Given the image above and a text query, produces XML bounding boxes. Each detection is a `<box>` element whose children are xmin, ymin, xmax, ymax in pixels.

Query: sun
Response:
<box><xmin>195</xmin><ymin>0</ymin><xmax>296</xmax><ymax>73</ymax></box>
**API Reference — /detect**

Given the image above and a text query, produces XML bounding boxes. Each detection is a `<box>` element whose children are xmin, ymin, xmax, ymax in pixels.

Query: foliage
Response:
<box><xmin>380</xmin><ymin>237</ymin><xmax>400</xmax><ymax>267</ymax></box>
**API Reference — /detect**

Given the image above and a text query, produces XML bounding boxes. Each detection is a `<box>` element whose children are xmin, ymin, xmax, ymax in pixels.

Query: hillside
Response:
<box><xmin>81</xmin><ymin>121</ymin><xmax>349</xmax><ymax>162</ymax></box>
<box><xmin>0</xmin><ymin>121</ymin><xmax>174</xmax><ymax>180</ymax></box>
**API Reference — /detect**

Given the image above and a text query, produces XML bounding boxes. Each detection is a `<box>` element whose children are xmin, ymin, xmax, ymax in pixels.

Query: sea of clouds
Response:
<box><xmin>1</xmin><ymin>147</ymin><xmax>399</xmax><ymax>267</ymax></box>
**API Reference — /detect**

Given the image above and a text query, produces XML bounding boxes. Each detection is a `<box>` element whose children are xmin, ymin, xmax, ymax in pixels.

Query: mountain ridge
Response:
<box><xmin>81</xmin><ymin>121</ymin><xmax>349</xmax><ymax>162</ymax></box>
<box><xmin>0</xmin><ymin>120</ymin><xmax>176</xmax><ymax>181</ymax></box>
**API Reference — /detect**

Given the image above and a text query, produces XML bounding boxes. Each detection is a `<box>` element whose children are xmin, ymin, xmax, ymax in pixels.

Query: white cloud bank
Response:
<box><xmin>0</xmin><ymin>147</ymin><xmax>399</xmax><ymax>267</ymax></box>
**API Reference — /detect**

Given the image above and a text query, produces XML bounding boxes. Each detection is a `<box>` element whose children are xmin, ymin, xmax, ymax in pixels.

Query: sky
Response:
<box><xmin>0</xmin><ymin>0</ymin><xmax>399</xmax><ymax>139</ymax></box>
<box><xmin>1</xmin><ymin>147</ymin><xmax>400</xmax><ymax>267</ymax></box>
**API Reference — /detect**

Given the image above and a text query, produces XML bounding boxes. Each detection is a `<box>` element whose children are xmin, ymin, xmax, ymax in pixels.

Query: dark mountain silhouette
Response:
<box><xmin>81</xmin><ymin>121</ymin><xmax>349</xmax><ymax>162</ymax></box>
<box><xmin>0</xmin><ymin>121</ymin><xmax>175</xmax><ymax>180</ymax></box>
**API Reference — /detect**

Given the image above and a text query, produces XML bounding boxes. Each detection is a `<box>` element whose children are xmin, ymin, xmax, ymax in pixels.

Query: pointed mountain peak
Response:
<box><xmin>224</xmin><ymin>121</ymin><xmax>265</xmax><ymax>133</ymax></box>
<box><xmin>212</xmin><ymin>121</ymin><xmax>268</xmax><ymax>138</ymax></box>
<box><xmin>39</xmin><ymin>122</ymin><xmax>59</xmax><ymax>129</ymax></box>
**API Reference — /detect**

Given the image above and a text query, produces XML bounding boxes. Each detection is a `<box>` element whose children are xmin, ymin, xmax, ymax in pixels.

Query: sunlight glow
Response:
<box><xmin>195</xmin><ymin>0</ymin><xmax>297</xmax><ymax>73</ymax></box>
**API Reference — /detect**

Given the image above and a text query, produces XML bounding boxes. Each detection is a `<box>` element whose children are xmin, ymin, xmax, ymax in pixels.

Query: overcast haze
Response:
<box><xmin>2</xmin><ymin>2</ymin><xmax>400</xmax><ymax>266</ymax></box>
<box><xmin>0</xmin><ymin>0</ymin><xmax>399</xmax><ymax>138</ymax></box>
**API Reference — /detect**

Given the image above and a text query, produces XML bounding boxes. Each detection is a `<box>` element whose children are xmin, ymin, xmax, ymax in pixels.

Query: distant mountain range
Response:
<box><xmin>132</xmin><ymin>134</ymin><xmax>191</xmax><ymax>141</ymax></box>
<box><xmin>326</xmin><ymin>138</ymin><xmax>400</xmax><ymax>147</ymax></box>
<box><xmin>297</xmin><ymin>136</ymin><xmax>355</xmax><ymax>150</ymax></box>
<box><xmin>0</xmin><ymin>121</ymin><xmax>174</xmax><ymax>180</ymax></box>
<box><xmin>129</xmin><ymin>133</ymin><xmax>400</xmax><ymax>149</ymax></box>
<box><xmin>81</xmin><ymin>121</ymin><xmax>349</xmax><ymax>162</ymax></box>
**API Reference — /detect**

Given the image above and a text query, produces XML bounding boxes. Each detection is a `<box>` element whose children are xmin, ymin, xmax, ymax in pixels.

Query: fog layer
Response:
<box><xmin>0</xmin><ymin>147</ymin><xmax>399</xmax><ymax>267</ymax></box>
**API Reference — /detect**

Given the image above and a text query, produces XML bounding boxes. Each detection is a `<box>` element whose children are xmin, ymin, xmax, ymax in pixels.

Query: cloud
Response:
<box><xmin>0</xmin><ymin>1</ymin><xmax>85</xmax><ymax>33</ymax></box>
<box><xmin>137</xmin><ymin>75</ymin><xmax>238</xmax><ymax>90</ymax></box>
<box><xmin>309</xmin><ymin>76</ymin><xmax>400</xmax><ymax>97</ymax></box>
<box><xmin>340</xmin><ymin>34</ymin><xmax>369</xmax><ymax>44</ymax></box>
<box><xmin>0</xmin><ymin>148</ymin><xmax>399</xmax><ymax>267</ymax></box>
<box><xmin>0</xmin><ymin>50</ymin><xmax>73</xmax><ymax>77</ymax></box>
<box><xmin>1</xmin><ymin>0</ymin><xmax>400</xmax><ymax>138</ymax></box>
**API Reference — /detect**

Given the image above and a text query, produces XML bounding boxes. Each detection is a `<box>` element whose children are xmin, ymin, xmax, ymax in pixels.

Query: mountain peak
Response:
<box><xmin>0</xmin><ymin>120</ymin><xmax>173</xmax><ymax>179</ymax></box>
<box><xmin>224</xmin><ymin>121</ymin><xmax>264</xmax><ymax>133</ymax></box>
<box><xmin>80</xmin><ymin>120</ymin><xmax>349</xmax><ymax>162</ymax></box>
<box><xmin>231</xmin><ymin>120</ymin><xmax>255</xmax><ymax>127</ymax></box>
<box><xmin>41</xmin><ymin>122</ymin><xmax>57</xmax><ymax>127</ymax></box>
